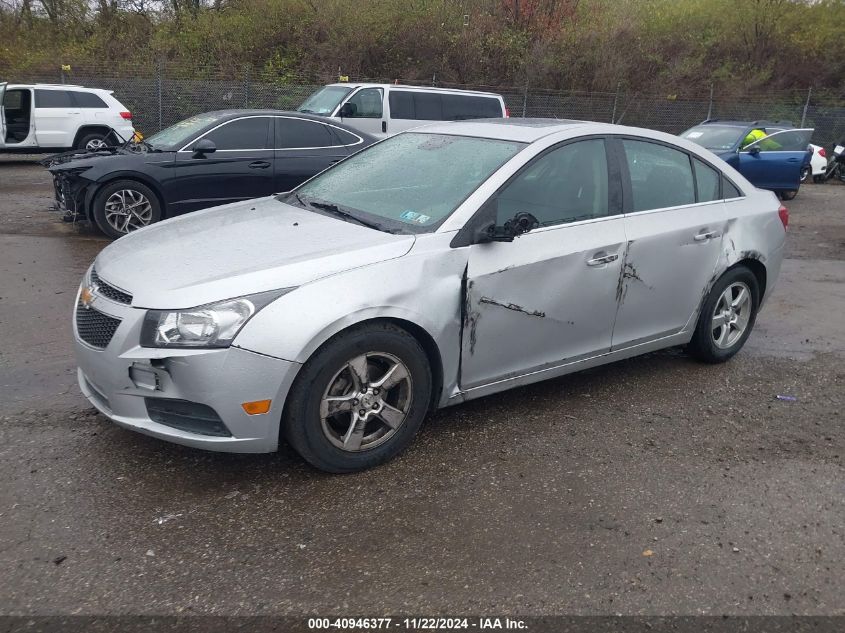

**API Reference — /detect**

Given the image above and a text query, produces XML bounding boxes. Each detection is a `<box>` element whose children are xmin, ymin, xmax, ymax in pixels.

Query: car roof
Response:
<box><xmin>407</xmin><ymin>118</ymin><xmax>596</xmax><ymax>142</ymax></box>
<box><xmin>326</xmin><ymin>83</ymin><xmax>504</xmax><ymax>98</ymax></box>
<box><xmin>185</xmin><ymin>109</ymin><xmax>378</xmax><ymax>139</ymax></box>
<box><xmin>697</xmin><ymin>119</ymin><xmax>795</xmax><ymax>128</ymax></box>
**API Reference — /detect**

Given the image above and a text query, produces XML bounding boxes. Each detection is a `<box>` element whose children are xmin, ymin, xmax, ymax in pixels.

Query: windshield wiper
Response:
<box><xmin>298</xmin><ymin>108</ymin><xmax>316</xmax><ymax>114</ymax></box>
<box><xmin>307</xmin><ymin>200</ymin><xmax>393</xmax><ymax>233</ymax></box>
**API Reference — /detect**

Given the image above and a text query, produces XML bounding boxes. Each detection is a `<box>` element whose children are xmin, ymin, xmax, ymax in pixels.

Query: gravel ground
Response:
<box><xmin>0</xmin><ymin>159</ymin><xmax>843</xmax><ymax>617</ymax></box>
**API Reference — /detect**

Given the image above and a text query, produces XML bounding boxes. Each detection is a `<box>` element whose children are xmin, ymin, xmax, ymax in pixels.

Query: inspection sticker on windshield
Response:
<box><xmin>400</xmin><ymin>210</ymin><xmax>431</xmax><ymax>224</ymax></box>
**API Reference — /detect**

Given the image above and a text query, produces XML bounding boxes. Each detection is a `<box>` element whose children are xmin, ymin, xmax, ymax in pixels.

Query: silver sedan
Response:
<box><xmin>73</xmin><ymin>120</ymin><xmax>787</xmax><ymax>472</ymax></box>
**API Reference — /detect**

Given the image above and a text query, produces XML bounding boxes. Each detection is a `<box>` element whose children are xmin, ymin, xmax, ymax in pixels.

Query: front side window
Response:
<box><xmin>291</xmin><ymin>132</ymin><xmax>524</xmax><ymax>233</ymax></box>
<box><xmin>623</xmin><ymin>140</ymin><xmax>695</xmax><ymax>212</ymax></box>
<box><xmin>34</xmin><ymin>89</ymin><xmax>73</xmax><ymax>108</ymax></box>
<box><xmin>275</xmin><ymin>117</ymin><xmax>334</xmax><ymax>149</ymax></box>
<box><xmin>693</xmin><ymin>158</ymin><xmax>720</xmax><ymax>203</ymax></box>
<box><xmin>497</xmin><ymin>139</ymin><xmax>609</xmax><ymax>227</ymax></box>
<box><xmin>202</xmin><ymin>117</ymin><xmax>270</xmax><ymax>150</ymax></box>
<box><xmin>343</xmin><ymin>88</ymin><xmax>383</xmax><ymax>118</ymax></box>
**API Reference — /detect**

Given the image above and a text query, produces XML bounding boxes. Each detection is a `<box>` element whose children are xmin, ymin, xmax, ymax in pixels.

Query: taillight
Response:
<box><xmin>504</xmin><ymin>107</ymin><xmax>510</xmax><ymax>118</ymax></box>
<box><xmin>819</xmin><ymin>147</ymin><xmax>827</xmax><ymax>158</ymax></box>
<box><xmin>119</xmin><ymin>111</ymin><xmax>132</xmax><ymax>120</ymax></box>
<box><xmin>778</xmin><ymin>205</ymin><xmax>789</xmax><ymax>230</ymax></box>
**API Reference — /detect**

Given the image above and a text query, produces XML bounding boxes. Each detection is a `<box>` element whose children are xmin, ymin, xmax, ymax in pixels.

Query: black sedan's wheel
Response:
<box><xmin>688</xmin><ymin>266</ymin><xmax>759</xmax><ymax>363</ymax></box>
<box><xmin>283</xmin><ymin>322</ymin><xmax>432</xmax><ymax>473</ymax></box>
<box><xmin>92</xmin><ymin>180</ymin><xmax>162</xmax><ymax>239</ymax></box>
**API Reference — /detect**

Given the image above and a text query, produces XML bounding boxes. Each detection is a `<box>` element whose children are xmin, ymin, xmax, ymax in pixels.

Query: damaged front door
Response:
<box><xmin>460</xmin><ymin>138</ymin><xmax>626</xmax><ymax>390</ymax></box>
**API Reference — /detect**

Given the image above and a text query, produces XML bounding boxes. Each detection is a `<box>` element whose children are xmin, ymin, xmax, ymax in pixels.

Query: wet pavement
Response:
<box><xmin>0</xmin><ymin>158</ymin><xmax>843</xmax><ymax>616</ymax></box>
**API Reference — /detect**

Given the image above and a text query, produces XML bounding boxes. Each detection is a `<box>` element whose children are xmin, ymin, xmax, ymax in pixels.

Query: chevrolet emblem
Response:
<box><xmin>80</xmin><ymin>286</ymin><xmax>95</xmax><ymax>309</ymax></box>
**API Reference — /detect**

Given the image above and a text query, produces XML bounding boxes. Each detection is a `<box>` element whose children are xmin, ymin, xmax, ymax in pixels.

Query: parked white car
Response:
<box><xmin>803</xmin><ymin>143</ymin><xmax>827</xmax><ymax>183</ymax></box>
<box><xmin>0</xmin><ymin>82</ymin><xmax>135</xmax><ymax>152</ymax></box>
<box><xmin>298</xmin><ymin>83</ymin><xmax>508</xmax><ymax>137</ymax></box>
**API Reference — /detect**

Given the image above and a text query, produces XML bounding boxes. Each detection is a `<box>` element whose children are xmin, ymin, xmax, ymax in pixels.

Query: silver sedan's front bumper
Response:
<box><xmin>73</xmin><ymin>286</ymin><xmax>301</xmax><ymax>453</ymax></box>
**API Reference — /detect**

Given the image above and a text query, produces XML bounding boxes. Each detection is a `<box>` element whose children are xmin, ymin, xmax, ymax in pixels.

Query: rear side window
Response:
<box><xmin>442</xmin><ymin>94</ymin><xmax>502</xmax><ymax>120</ymax></box>
<box><xmin>275</xmin><ymin>117</ymin><xmax>334</xmax><ymax>149</ymax></box>
<box><xmin>202</xmin><ymin>117</ymin><xmax>270</xmax><ymax>150</ymax></box>
<box><xmin>722</xmin><ymin>176</ymin><xmax>742</xmax><ymax>199</ymax></box>
<box><xmin>71</xmin><ymin>91</ymin><xmax>108</xmax><ymax>108</ymax></box>
<box><xmin>414</xmin><ymin>93</ymin><xmax>442</xmax><ymax>120</ymax></box>
<box><xmin>330</xmin><ymin>127</ymin><xmax>362</xmax><ymax>146</ymax></box>
<box><xmin>693</xmin><ymin>158</ymin><xmax>720</xmax><ymax>203</ymax></box>
<box><xmin>622</xmin><ymin>140</ymin><xmax>695</xmax><ymax>211</ymax></box>
<box><xmin>34</xmin><ymin>89</ymin><xmax>73</xmax><ymax>108</ymax></box>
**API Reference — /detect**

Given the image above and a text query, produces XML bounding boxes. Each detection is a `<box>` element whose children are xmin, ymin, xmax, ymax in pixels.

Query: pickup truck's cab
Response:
<box><xmin>0</xmin><ymin>82</ymin><xmax>135</xmax><ymax>152</ymax></box>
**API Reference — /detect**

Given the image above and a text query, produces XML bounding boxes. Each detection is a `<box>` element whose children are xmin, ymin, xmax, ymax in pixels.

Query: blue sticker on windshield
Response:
<box><xmin>400</xmin><ymin>210</ymin><xmax>420</xmax><ymax>221</ymax></box>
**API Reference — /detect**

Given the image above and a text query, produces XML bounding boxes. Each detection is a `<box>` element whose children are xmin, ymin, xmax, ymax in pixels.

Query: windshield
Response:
<box><xmin>144</xmin><ymin>113</ymin><xmax>227</xmax><ymax>150</ymax></box>
<box><xmin>288</xmin><ymin>132</ymin><xmax>525</xmax><ymax>233</ymax></box>
<box><xmin>681</xmin><ymin>125</ymin><xmax>744</xmax><ymax>151</ymax></box>
<box><xmin>298</xmin><ymin>85</ymin><xmax>354</xmax><ymax>115</ymax></box>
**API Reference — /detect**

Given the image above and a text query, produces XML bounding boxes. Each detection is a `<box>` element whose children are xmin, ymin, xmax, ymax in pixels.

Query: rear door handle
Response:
<box><xmin>249</xmin><ymin>161</ymin><xmax>271</xmax><ymax>169</ymax></box>
<box><xmin>587</xmin><ymin>253</ymin><xmax>619</xmax><ymax>266</ymax></box>
<box><xmin>694</xmin><ymin>230</ymin><xmax>719</xmax><ymax>241</ymax></box>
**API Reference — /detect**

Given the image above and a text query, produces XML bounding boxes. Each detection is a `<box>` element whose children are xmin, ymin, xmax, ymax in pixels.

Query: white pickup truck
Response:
<box><xmin>1</xmin><ymin>82</ymin><xmax>136</xmax><ymax>152</ymax></box>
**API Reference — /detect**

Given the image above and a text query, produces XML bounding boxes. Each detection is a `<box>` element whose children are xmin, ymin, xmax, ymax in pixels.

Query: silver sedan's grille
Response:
<box><xmin>91</xmin><ymin>269</ymin><xmax>132</xmax><ymax>305</ymax></box>
<box><xmin>76</xmin><ymin>303</ymin><xmax>122</xmax><ymax>348</ymax></box>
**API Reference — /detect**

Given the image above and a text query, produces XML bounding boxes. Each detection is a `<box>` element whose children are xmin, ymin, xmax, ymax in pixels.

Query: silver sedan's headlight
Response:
<box><xmin>140</xmin><ymin>289</ymin><xmax>292</xmax><ymax>348</ymax></box>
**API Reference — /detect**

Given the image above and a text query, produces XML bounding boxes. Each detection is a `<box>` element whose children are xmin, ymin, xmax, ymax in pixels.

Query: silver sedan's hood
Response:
<box><xmin>94</xmin><ymin>197</ymin><xmax>415</xmax><ymax>308</ymax></box>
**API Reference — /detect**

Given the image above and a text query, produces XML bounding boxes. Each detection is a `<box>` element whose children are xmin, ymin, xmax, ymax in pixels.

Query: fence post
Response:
<box><xmin>156</xmin><ymin>61</ymin><xmax>163</xmax><ymax>132</ymax></box>
<box><xmin>522</xmin><ymin>78</ymin><xmax>528</xmax><ymax>118</ymax></box>
<box><xmin>611</xmin><ymin>82</ymin><xmax>620</xmax><ymax>124</ymax></box>
<box><xmin>800</xmin><ymin>86</ymin><xmax>812</xmax><ymax>128</ymax></box>
<box><xmin>707</xmin><ymin>83</ymin><xmax>714</xmax><ymax>120</ymax></box>
<box><xmin>244</xmin><ymin>66</ymin><xmax>251</xmax><ymax>108</ymax></box>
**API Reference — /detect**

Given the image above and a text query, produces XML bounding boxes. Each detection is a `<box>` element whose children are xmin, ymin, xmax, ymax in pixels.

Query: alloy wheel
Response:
<box><xmin>711</xmin><ymin>281</ymin><xmax>752</xmax><ymax>349</ymax></box>
<box><xmin>320</xmin><ymin>352</ymin><xmax>413</xmax><ymax>452</ymax></box>
<box><xmin>103</xmin><ymin>189</ymin><xmax>154</xmax><ymax>234</ymax></box>
<box><xmin>85</xmin><ymin>138</ymin><xmax>108</xmax><ymax>150</ymax></box>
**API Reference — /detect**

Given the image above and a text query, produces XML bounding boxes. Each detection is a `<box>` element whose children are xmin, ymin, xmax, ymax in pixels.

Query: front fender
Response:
<box><xmin>234</xmin><ymin>235</ymin><xmax>468</xmax><ymax>407</ymax></box>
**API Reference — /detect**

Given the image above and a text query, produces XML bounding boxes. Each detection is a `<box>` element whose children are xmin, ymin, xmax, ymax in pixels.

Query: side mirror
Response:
<box><xmin>338</xmin><ymin>102</ymin><xmax>356</xmax><ymax>118</ymax></box>
<box><xmin>475</xmin><ymin>212</ymin><xmax>539</xmax><ymax>244</ymax></box>
<box><xmin>192</xmin><ymin>138</ymin><xmax>216</xmax><ymax>156</ymax></box>
<box><xmin>748</xmin><ymin>146</ymin><xmax>761</xmax><ymax>156</ymax></box>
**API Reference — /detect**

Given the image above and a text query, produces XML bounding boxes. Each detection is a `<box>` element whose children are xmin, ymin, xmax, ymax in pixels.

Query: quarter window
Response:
<box><xmin>201</xmin><ymin>117</ymin><xmax>270</xmax><ymax>150</ymax></box>
<box><xmin>34</xmin><ymin>89</ymin><xmax>73</xmax><ymax>108</ymax></box>
<box><xmin>497</xmin><ymin>139</ymin><xmax>609</xmax><ymax>227</ymax></box>
<box><xmin>623</xmin><ymin>140</ymin><xmax>695</xmax><ymax>211</ymax></box>
<box><xmin>693</xmin><ymin>158</ymin><xmax>720</xmax><ymax>203</ymax></box>
<box><xmin>275</xmin><ymin>117</ymin><xmax>334</xmax><ymax>149</ymax></box>
<box><xmin>722</xmin><ymin>176</ymin><xmax>742</xmax><ymax>199</ymax></box>
<box><xmin>343</xmin><ymin>88</ymin><xmax>383</xmax><ymax>118</ymax></box>
<box><xmin>71</xmin><ymin>91</ymin><xmax>108</xmax><ymax>108</ymax></box>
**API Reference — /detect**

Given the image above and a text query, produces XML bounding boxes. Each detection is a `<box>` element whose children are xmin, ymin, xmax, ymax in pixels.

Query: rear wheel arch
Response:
<box><xmin>730</xmin><ymin>258</ymin><xmax>767</xmax><ymax>300</ymax></box>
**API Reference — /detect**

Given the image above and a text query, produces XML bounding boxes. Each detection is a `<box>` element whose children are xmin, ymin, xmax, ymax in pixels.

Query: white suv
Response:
<box><xmin>0</xmin><ymin>82</ymin><xmax>136</xmax><ymax>152</ymax></box>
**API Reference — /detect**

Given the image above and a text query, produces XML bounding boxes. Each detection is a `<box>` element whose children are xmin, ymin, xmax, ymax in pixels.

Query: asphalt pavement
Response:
<box><xmin>0</xmin><ymin>157</ymin><xmax>843</xmax><ymax>617</ymax></box>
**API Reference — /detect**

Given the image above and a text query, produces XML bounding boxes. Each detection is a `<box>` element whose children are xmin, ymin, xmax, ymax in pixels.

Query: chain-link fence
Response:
<box><xmin>11</xmin><ymin>62</ymin><xmax>845</xmax><ymax>149</ymax></box>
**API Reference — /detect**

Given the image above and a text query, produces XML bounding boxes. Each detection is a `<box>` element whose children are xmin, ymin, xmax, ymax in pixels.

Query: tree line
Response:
<box><xmin>1</xmin><ymin>0</ymin><xmax>843</xmax><ymax>101</ymax></box>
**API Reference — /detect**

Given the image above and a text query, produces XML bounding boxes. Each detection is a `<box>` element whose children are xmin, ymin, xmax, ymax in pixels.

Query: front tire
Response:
<box><xmin>283</xmin><ymin>322</ymin><xmax>432</xmax><ymax>473</ymax></box>
<box><xmin>688</xmin><ymin>266</ymin><xmax>759</xmax><ymax>363</ymax></box>
<box><xmin>779</xmin><ymin>189</ymin><xmax>797</xmax><ymax>201</ymax></box>
<box><xmin>92</xmin><ymin>180</ymin><xmax>162</xmax><ymax>239</ymax></box>
<box><xmin>800</xmin><ymin>165</ymin><xmax>809</xmax><ymax>182</ymax></box>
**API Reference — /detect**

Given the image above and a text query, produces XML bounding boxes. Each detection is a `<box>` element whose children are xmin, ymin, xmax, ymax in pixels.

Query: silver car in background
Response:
<box><xmin>73</xmin><ymin>120</ymin><xmax>787</xmax><ymax>472</ymax></box>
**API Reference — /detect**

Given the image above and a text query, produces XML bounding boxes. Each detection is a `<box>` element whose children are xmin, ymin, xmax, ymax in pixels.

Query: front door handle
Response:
<box><xmin>587</xmin><ymin>253</ymin><xmax>619</xmax><ymax>266</ymax></box>
<box><xmin>694</xmin><ymin>230</ymin><xmax>720</xmax><ymax>242</ymax></box>
<box><xmin>249</xmin><ymin>161</ymin><xmax>271</xmax><ymax>169</ymax></box>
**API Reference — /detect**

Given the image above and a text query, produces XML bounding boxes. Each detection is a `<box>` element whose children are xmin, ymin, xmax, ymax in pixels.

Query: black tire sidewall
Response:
<box><xmin>92</xmin><ymin>179</ymin><xmax>162</xmax><ymax>239</ymax></box>
<box><xmin>284</xmin><ymin>323</ymin><xmax>433</xmax><ymax>473</ymax></box>
<box><xmin>690</xmin><ymin>266</ymin><xmax>760</xmax><ymax>363</ymax></box>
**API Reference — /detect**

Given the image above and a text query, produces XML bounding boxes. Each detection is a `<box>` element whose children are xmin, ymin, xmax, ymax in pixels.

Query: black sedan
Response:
<box><xmin>47</xmin><ymin>110</ymin><xmax>376</xmax><ymax>238</ymax></box>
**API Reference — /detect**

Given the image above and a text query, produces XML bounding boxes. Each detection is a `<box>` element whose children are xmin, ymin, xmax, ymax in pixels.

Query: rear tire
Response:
<box><xmin>77</xmin><ymin>132</ymin><xmax>110</xmax><ymax>151</ymax></box>
<box><xmin>779</xmin><ymin>189</ymin><xmax>797</xmax><ymax>201</ymax></box>
<box><xmin>283</xmin><ymin>322</ymin><xmax>432</xmax><ymax>473</ymax></box>
<box><xmin>92</xmin><ymin>179</ymin><xmax>162</xmax><ymax>239</ymax></box>
<box><xmin>688</xmin><ymin>266</ymin><xmax>759</xmax><ymax>364</ymax></box>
